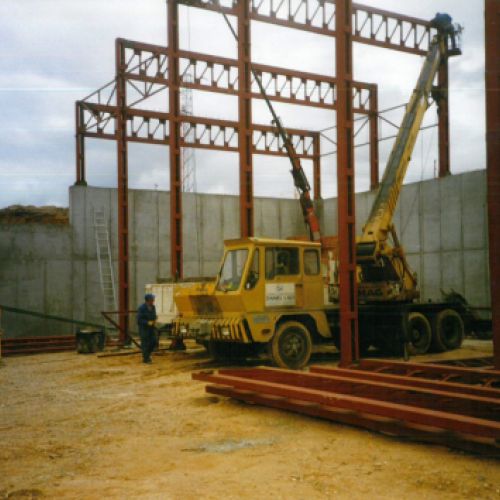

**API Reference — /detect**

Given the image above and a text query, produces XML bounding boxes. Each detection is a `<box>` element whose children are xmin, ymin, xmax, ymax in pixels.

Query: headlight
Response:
<box><xmin>221</xmin><ymin>326</ymin><xmax>230</xmax><ymax>337</ymax></box>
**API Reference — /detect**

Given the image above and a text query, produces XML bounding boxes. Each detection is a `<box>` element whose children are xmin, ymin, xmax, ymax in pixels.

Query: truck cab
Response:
<box><xmin>173</xmin><ymin>237</ymin><xmax>334</xmax><ymax>368</ymax></box>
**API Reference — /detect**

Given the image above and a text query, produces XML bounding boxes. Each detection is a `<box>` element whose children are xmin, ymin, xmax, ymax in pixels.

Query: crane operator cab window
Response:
<box><xmin>216</xmin><ymin>248</ymin><xmax>248</xmax><ymax>291</ymax></box>
<box><xmin>304</xmin><ymin>249</ymin><xmax>320</xmax><ymax>275</ymax></box>
<box><xmin>244</xmin><ymin>249</ymin><xmax>260</xmax><ymax>290</ymax></box>
<box><xmin>265</xmin><ymin>247</ymin><xmax>299</xmax><ymax>279</ymax></box>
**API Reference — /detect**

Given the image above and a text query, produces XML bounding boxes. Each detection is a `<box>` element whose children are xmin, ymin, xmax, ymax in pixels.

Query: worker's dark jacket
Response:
<box><xmin>137</xmin><ymin>303</ymin><xmax>157</xmax><ymax>335</ymax></box>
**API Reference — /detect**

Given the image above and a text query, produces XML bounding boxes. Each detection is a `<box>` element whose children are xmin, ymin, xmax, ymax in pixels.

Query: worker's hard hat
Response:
<box><xmin>144</xmin><ymin>293</ymin><xmax>155</xmax><ymax>301</ymax></box>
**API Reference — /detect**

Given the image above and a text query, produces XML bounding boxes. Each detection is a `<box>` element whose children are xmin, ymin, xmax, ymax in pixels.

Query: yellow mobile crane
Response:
<box><xmin>173</xmin><ymin>20</ymin><xmax>472</xmax><ymax>369</ymax></box>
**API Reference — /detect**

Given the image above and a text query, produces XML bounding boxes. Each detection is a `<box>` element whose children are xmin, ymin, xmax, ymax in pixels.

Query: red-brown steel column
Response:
<box><xmin>313</xmin><ymin>133</ymin><xmax>321</xmax><ymax>200</ymax></box>
<box><xmin>75</xmin><ymin>102</ymin><xmax>87</xmax><ymax>185</ymax></box>
<box><xmin>437</xmin><ymin>57</ymin><xmax>451</xmax><ymax>177</ymax></box>
<box><xmin>335</xmin><ymin>0</ymin><xmax>359</xmax><ymax>366</ymax></box>
<box><xmin>115</xmin><ymin>39</ymin><xmax>129</xmax><ymax>343</ymax></box>
<box><xmin>168</xmin><ymin>0</ymin><xmax>183</xmax><ymax>278</ymax></box>
<box><xmin>237</xmin><ymin>0</ymin><xmax>254</xmax><ymax>237</ymax></box>
<box><xmin>369</xmin><ymin>86</ymin><xmax>379</xmax><ymax>190</ymax></box>
<box><xmin>485</xmin><ymin>0</ymin><xmax>500</xmax><ymax>369</ymax></box>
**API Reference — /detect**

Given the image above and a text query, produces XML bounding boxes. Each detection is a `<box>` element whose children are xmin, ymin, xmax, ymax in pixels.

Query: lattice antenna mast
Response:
<box><xmin>181</xmin><ymin>8</ymin><xmax>197</xmax><ymax>193</ymax></box>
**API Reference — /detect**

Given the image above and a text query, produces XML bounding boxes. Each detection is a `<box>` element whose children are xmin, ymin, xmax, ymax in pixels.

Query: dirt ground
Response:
<box><xmin>1</xmin><ymin>340</ymin><xmax>499</xmax><ymax>499</ymax></box>
<box><xmin>0</xmin><ymin>205</ymin><xmax>69</xmax><ymax>225</ymax></box>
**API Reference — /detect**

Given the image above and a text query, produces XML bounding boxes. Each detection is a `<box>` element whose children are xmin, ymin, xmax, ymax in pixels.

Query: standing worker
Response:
<box><xmin>137</xmin><ymin>293</ymin><xmax>158</xmax><ymax>364</ymax></box>
<box><xmin>430</xmin><ymin>13</ymin><xmax>459</xmax><ymax>52</ymax></box>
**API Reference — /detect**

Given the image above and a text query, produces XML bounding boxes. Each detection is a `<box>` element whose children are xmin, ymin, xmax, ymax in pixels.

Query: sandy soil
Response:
<box><xmin>0</xmin><ymin>340</ymin><xmax>499</xmax><ymax>499</ymax></box>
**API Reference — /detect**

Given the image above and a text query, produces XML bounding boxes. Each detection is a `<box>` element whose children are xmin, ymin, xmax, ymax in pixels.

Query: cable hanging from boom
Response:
<box><xmin>208</xmin><ymin>1</ymin><xmax>322</xmax><ymax>241</ymax></box>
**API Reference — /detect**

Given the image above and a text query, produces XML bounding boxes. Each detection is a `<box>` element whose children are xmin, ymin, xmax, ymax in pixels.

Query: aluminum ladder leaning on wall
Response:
<box><xmin>93</xmin><ymin>208</ymin><xmax>117</xmax><ymax>313</ymax></box>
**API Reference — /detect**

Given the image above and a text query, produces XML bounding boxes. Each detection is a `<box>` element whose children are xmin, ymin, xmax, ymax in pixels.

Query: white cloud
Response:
<box><xmin>0</xmin><ymin>0</ymin><xmax>488</xmax><ymax>208</ymax></box>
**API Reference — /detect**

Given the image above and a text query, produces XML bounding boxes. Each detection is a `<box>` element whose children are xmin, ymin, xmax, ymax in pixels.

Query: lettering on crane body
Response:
<box><xmin>265</xmin><ymin>283</ymin><xmax>296</xmax><ymax>307</ymax></box>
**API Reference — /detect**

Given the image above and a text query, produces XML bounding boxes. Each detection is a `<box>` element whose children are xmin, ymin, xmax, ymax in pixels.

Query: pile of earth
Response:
<box><xmin>0</xmin><ymin>205</ymin><xmax>69</xmax><ymax>225</ymax></box>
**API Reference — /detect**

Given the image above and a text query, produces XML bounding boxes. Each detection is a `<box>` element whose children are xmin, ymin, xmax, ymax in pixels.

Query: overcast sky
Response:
<box><xmin>0</xmin><ymin>0</ymin><xmax>486</xmax><ymax>207</ymax></box>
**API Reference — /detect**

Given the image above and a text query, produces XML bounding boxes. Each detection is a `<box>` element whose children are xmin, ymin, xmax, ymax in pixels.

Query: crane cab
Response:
<box><xmin>173</xmin><ymin>237</ymin><xmax>333</xmax><ymax>367</ymax></box>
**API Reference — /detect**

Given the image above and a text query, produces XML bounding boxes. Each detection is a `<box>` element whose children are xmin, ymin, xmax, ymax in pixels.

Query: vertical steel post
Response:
<box><xmin>75</xmin><ymin>102</ymin><xmax>87</xmax><ymax>185</ymax></box>
<box><xmin>437</xmin><ymin>57</ymin><xmax>451</xmax><ymax>177</ymax></box>
<box><xmin>335</xmin><ymin>0</ymin><xmax>359</xmax><ymax>366</ymax></box>
<box><xmin>485</xmin><ymin>0</ymin><xmax>500</xmax><ymax>369</ymax></box>
<box><xmin>313</xmin><ymin>133</ymin><xmax>321</xmax><ymax>200</ymax></box>
<box><xmin>115</xmin><ymin>39</ymin><xmax>129</xmax><ymax>343</ymax></box>
<box><xmin>168</xmin><ymin>0</ymin><xmax>183</xmax><ymax>279</ymax></box>
<box><xmin>369</xmin><ymin>86</ymin><xmax>379</xmax><ymax>190</ymax></box>
<box><xmin>237</xmin><ymin>0</ymin><xmax>254</xmax><ymax>237</ymax></box>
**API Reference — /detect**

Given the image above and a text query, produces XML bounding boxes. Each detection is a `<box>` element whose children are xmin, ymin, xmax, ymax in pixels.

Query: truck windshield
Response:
<box><xmin>216</xmin><ymin>249</ymin><xmax>249</xmax><ymax>291</ymax></box>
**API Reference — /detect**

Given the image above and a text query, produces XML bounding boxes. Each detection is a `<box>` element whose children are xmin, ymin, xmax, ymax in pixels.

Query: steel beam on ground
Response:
<box><xmin>192</xmin><ymin>370</ymin><xmax>500</xmax><ymax>439</ymax></box>
<box><xmin>357</xmin><ymin>359</ymin><xmax>500</xmax><ymax>386</ymax></box>
<box><xmin>115</xmin><ymin>40</ymin><xmax>130</xmax><ymax>343</ymax></box>
<box><xmin>336</xmin><ymin>0</ymin><xmax>358</xmax><ymax>366</ymax></box>
<box><xmin>485</xmin><ymin>0</ymin><xmax>500</xmax><ymax>370</ymax></box>
<box><xmin>218</xmin><ymin>367</ymin><xmax>500</xmax><ymax>421</ymax></box>
<box><xmin>309</xmin><ymin>366</ymin><xmax>500</xmax><ymax>399</ymax></box>
<box><xmin>437</xmin><ymin>57</ymin><xmax>451</xmax><ymax>177</ymax></box>
<box><xmin>168</xmin><ymin>1</ymin><xmax>183</xmax><ymax>279</ymax></box>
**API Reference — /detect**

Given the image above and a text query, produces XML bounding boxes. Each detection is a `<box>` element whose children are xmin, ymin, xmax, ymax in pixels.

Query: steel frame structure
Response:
<box><xmin>485</xmin><ymin>0</ymin><xmax>500</xmax><ymax>369</ymax></box>
<box><xmin>75</xmin><ymin>0</ymin><xmax>453</xmax><ymax>348</ymax></box>
<box><xmin>335</xmin><ymin>0</ymin><xmax>358</xmax><ymax>365</ymax></box>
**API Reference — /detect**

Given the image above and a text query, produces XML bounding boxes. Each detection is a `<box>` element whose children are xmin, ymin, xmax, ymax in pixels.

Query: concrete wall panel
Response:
<box><xmin>421</xmin><ymin>252</ymin><xmax>442</xmax><ymax>301</ymax></box>
<box><xmin>441</xmin><ymin>250</ymin><xmax>464</xmax><ymax>295</ymax></box>
<box><xmin>461</xmin><ymin>171</ymin><xmax>487</xmax><ymax>250</ymax></box>
<box><xmin>421</xmin><ymin>180</ymin><xmax>441</xmax><ymax>253</ymax></box>
<box><xmin>399</xmin><ymin>183</ymin><xmax>420</xmax><ymax>253</ymax></box>
<box><xmin>0</xmin><ymin>170</ymin><xmax>491</xmax><ymax>338</ymax></box>
<box><xmin>440</xmin><ymin>175</ymin><xmax>462</xmax><ymax>251</ymax></box>
<box><xmin>464</xmin><ymin>249</ymin><xmax>490</xmax><ymax>306</ymax></box>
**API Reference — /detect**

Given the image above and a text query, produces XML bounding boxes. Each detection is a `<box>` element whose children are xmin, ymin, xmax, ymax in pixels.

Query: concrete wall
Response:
<box><xmin>0</xmin><ymin>169</ymin><xmax>490</xmax><ymax>337</ymax></box>
<box><xmin>0</xmin><ymin>224</ymin><xmax>74</xmax><ymax>337</ymax></box>
<box><xmin>69</xmin><ymin>186</ymin><xmax>305</xmax><ymax>327</ymax></box>
<box><xmin>322</xmin><ymin>170</ymin><xmax>490</xmax><ymax>306</ymax></box>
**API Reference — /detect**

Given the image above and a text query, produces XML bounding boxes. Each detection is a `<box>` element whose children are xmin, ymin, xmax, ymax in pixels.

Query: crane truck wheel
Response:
<box><xmin>407</xmin><ymin>312</ymin><xmax>432</xmax><ymax>355</ymax></box>
<box><xmin>269</xmin><ymin>321</ymin><xmax>312</xmax><ymax>370</ymax></box>
<box><xmin>431</xmin><ymin>309</ymin><xmax>465</xmax><ymax>352</ymax></box>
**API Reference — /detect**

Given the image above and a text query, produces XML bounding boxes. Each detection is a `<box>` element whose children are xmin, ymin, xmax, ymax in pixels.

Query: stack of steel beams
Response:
<box><xmin>193</xmin><ymin>362</ymin><xmax>500</xmax><ymax>456</ymax></box>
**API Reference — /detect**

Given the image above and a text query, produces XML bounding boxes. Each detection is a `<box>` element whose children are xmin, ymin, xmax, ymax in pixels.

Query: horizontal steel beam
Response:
<box><xmin>77</xmin><ymin>101</ymin><xmax>319</xmax><ymax>159</ymax></box>
<box><xmin>178</xmin><ymin>0</ymin><xmax>432</xmax><ymax>56</ymax></box>
<box><xmin>192</xmin><ymin>370</ymin><xmax>500</xmax><ymax>439</ymax></box>
<box><xmin>115</xmin><ymin>39</ymin><xmax>374</xmax><ymax>113</ymax></box>
<box><xmin>0</xmin><ymin>304</ymin><xmax>104</xmax><ymax>329</ymax></box>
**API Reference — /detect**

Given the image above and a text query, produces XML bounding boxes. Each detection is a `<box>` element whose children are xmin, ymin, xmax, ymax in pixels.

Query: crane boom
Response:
<box><xmin>355</xmin><ymin>25</ymin><xmax>461</xmax><ymax>303</ymax></box>
<box><xmin>359</xmin><ymin>35</ymin><xmax>445</xmax><ymax>253</ymax></box>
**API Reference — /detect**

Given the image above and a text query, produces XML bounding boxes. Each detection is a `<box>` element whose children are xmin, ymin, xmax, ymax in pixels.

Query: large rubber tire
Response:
<box><xmin>407</xmin><ymin>312</ymin><xmax>432</xmax><ymax>355</ymax></box>
<box><xmin>432</xmin><ymin>309</ymin><xmax>465</xmax><ymax>352</ymax></box>
<box><xmin>269</xmin><ymin>321</ymin><xmax>312</xmax><ymax>370</ymax></box>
